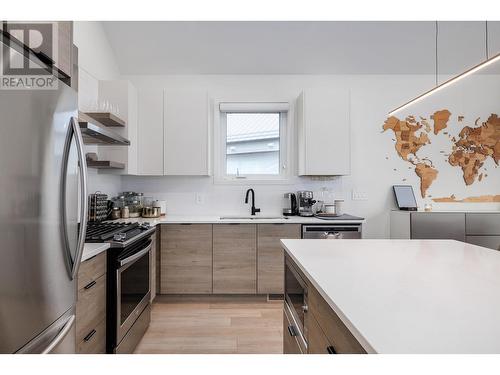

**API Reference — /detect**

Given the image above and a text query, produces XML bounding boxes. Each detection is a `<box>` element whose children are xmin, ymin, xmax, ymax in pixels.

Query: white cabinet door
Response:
<box><xmin>138</xmin><ymin>89</ymin><xmax>164</xmax><ymax>175</ymax></box>
<box><xmin>297</xmin><ymin>89</ymin><xmax>350</xmax><ymax>176</ymax></box>
<box><xmin>164</xmin><ymin>90</ymin><xmax>211</xmax><ymax>176</ymax></box>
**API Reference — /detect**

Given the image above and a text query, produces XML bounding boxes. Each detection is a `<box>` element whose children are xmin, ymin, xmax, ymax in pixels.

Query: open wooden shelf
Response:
<box><xmin>87</xmin><ymin>160</ymin><xmax>125</xmax><ymax>170</ymax></box>
<box><xmin>79</xmin><ymin>112</ymin><xmax>130</xmax><ymax>146</ymax></box>
<box><xmin>83</xmin><ymin>112</ymin><xmax>126</xmax><ymax>127</ymax></box>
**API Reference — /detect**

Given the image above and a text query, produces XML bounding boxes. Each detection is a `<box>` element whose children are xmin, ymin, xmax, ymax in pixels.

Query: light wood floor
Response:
<box><xmin>134</xmin><ymin>295</ymin><xmax>284</xmax><ymax>354</ymax></box>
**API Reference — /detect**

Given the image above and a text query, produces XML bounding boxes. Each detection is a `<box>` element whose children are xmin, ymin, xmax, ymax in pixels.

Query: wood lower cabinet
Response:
<box><xmin>213</xmin><ymin>224</ymin><xmax>257</xmax><ymax>294</ymax></box>
<box><xmin>307</xmin><ymin>311</ymin><xmax>334</xmax><ymax>354</ymax></box>
<box><xmin>257</xmin><ymin>224</ymin><xmax>301</xmax><ymax>294</ymax></box>
<box><xmin>283</xmin><ymin>305</ymin><xmax>304</xmax><ymax>354</ymax></box>
<box><xmin>161</xmin><ymin>224</ymin><xmax>213</xmax><ymax>294</ymax></box>
<box><xmin>76</xmin><ymin>252</ymin><xmax>106</xmax><ymax>354</ymax></box>
<box><xmin>307</xmin><ymin>283</ymin><xmax>366</xmax><ymax>354</ymax></box>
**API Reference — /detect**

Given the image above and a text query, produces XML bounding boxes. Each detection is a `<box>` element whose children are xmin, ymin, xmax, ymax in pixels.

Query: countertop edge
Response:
<box><xmin>108</xmin><ymin>216</ymin><xmax>366</xmax><ymax>226</ymax></box>
<box><xmin>280</xmin><ymin>239</ymin><xmax>377</xmax><ymax>354</ymax></box>
<box><xmin>82</xmin><ymin>243</ymin><xmax>110</xmax><ymax>262</ymax></box>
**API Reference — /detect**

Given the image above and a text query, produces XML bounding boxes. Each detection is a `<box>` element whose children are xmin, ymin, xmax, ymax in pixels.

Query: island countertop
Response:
<box><xmin>280</xmin><ymin>239</ymin><xmax>500</xmax><ymax>354</ymax></box>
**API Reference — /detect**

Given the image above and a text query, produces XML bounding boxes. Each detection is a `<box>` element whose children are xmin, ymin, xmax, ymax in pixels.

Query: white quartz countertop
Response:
<box><xmin>107</xmin><ymin>214</ymin><xmax>365</xmax><ymax>226</ymax></box>
<box><xmin>81</xmin><ymin>242</ymin><xmax>110</xmax><ymax>262</ymax></box>
<box><xmin>280</xmin><ymin>239</ymin><xmax>500</xmax><ymax>354</ymax></box>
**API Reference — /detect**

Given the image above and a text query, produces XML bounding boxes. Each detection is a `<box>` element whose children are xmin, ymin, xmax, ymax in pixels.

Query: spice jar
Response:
<box><xmin>111</xmin><ymin>207</ymin><xmax>121</xmax><ymax>220</ymax></box>
<box><xmin>121</xmin><ymin>206</ymin><xmax>130</xmax><ymax>219</ymax></box>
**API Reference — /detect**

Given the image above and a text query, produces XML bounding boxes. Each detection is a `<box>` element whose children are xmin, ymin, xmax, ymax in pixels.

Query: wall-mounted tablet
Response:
<box><xmin>393</xmin><ymin>185</ymin><xmax>418</xmax><ymax>211</ymax></box>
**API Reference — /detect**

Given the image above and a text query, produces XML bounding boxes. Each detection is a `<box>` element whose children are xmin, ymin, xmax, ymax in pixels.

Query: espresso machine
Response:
<box><xmin>297</xmin><ymin>191</ymin><xmax>316</xmax><ymax>217</ymax></box>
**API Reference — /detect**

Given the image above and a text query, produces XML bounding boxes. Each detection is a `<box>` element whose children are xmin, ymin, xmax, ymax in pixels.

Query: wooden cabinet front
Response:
<box><xmin>307</xmin><ymin>284</ymin><xmax>366</xmax><ymax>354</ymax></box>
<box><xmin>76</xmin><ymin>252</ymin><xmax>106</xmax><ymax>354</ymax></box>
<box><xmin>161</xmin><ymin>224</ymin><xmax>213</xmax><ymax>294</ymax></box>
<box><xmin>213</xmin><ymin>224</ymin><xmax>257</xmax><ymax>294</ymax></box>
<box><xmin>257</xmin><ymin>224</ymin><xmax>301</xmax><ymax>294</ymax></box>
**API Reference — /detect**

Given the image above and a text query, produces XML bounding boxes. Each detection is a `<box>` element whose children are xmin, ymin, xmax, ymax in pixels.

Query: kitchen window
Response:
<box><xmin>215</xmin><ymin>102</ymin><xmax>291</xmax><ymax>183</ymax></box>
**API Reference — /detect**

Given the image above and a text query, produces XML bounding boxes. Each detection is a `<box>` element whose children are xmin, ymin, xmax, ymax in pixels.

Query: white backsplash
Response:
<box><xmin>121</xmin><ymin>175</ymin><xmax>344</xmax><ymax>217</ymax></box>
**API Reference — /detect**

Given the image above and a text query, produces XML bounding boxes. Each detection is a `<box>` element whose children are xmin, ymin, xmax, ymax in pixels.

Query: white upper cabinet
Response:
<box><xmin>164</xmin><ymin>90</ymin><xmax>211</xmax><ymax>176</ymax></box>
<box><xmin>97</xmin><ymin>80</ymin><xmax>138</xmax><ymax>175</ymax></box>
<box><xmin>137</xmin><ymin>89</ymin><xmax>164</xmax><ymax>175</ymax></box>
<box><xmin>296</xmin><ymin>88</ymin><xmax>350</xmax><ymax>176</ymax></box>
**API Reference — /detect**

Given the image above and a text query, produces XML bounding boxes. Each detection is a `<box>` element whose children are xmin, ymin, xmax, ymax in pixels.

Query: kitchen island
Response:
<box><xmin>280</xmin><ymin>239</ymin><xmax>500</xmax><ymax>354</ymax></box>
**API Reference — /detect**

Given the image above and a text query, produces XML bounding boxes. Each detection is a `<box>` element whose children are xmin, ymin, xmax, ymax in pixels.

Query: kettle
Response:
<box><xmin>282</xmin><ymin>193</ymin><xmax>297</xmax><ymax>216</ymax></box>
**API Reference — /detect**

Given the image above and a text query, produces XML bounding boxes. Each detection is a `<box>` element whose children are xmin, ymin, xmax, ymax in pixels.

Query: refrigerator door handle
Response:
<box><xmin>70</xmin><ymin>116</ymin><xmax>88</xmax><ymax>279</ymax></box>
<box><xmin>41</xmin><ymin>315</ymin><xmax>75</xmax><ymax>354</ymax></box>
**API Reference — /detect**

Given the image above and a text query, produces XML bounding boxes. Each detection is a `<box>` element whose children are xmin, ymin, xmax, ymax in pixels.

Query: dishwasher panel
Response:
<box><xmin>302</xmin><ymin>224</ymin><xmax>362</xmax><ymax>239</ymax></box>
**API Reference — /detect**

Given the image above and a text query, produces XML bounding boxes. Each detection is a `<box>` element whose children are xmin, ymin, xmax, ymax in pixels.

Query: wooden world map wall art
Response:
<box><xmin>382</xmin><ymin>110</ymin><xmax>500</xmax><ymax>202</ymax></box>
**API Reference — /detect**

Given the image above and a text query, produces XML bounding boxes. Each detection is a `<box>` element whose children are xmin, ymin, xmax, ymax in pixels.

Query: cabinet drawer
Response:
<box><xmin>257</xmin><ymin>224</ymin><xmax>301</xmax><ymax>294</ymax></box>
<box><xmin>307</xmin><ymin>311</ymin><xmax>334</xmax><ymax>354</ymax></box>
<box><xmin>78</xmin><ymin>252</ymin><xmax>106</xmax><ymax>291</ymax></box>
<box><xmin>308</xmin><ymin>285</ymin><xmax>366</xmax><ymax>353</ymax></box>
<box><xmin>411</xmin><ymin>213</ymin><xmax>465</xmax><ymax>241</ymax></box>
<box><xmin>283</xmin><ymin>305</ymin><xmax>304</xmax><ymax>354</ymax></box>
<box><xmin>76</xmin><ymin>274</ymin><xmax>106</xmax><ymax>343</ymax></box>
<box><xmin>466</xmin><ymin>213</ymin><xmax>500</xmax><ymax>235</ymax></box>
<box><xmin>77</xmin><ymin>319</ymin><xmax>106</xmax><ymax>354</ymax></box>
<box><xmin>466</xmin><ymin>235</ymin><xmax>500</xmax><ymax>251</ymax></box>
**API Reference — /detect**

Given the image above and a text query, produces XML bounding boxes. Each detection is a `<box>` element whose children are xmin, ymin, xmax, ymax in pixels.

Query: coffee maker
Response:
<box><xmin>282</xmin><ymin>193</ymin><xmax>297</xmax><ymax>216</ymax></box>
<box><xmin>297</xmin><ymin>191</ymin><xmax>316</xmax><ymax>217</ymax></box>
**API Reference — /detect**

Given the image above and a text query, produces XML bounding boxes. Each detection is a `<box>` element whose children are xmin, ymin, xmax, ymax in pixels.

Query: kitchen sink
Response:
<box><xmin>219</xmin><ymin>215</ymin><xmax>288</xmax><ymax>220</ymax></box>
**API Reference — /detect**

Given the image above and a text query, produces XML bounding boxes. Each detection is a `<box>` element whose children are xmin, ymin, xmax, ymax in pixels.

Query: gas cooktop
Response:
<box><xmin>85</xmin><ymin>222</ymin><xmax>155</xmax><ymax>247</ymax></box>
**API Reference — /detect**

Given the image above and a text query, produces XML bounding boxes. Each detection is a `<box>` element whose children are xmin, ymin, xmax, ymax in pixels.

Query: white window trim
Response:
<box><xmin>213</xmin><ymin>100</ymin><xmax>294</xmax><ymax>185</ymax></box>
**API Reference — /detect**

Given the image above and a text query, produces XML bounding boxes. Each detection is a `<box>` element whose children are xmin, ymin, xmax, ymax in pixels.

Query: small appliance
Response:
<box><xmin>297</xmin><ymin>191</ymin><xmax>316</xmax><ymax>217</ymax></box>
<box><xmin>282</xmin><ymin>193</ymin><xmax>297</xmax><ymax>216</ymax></box>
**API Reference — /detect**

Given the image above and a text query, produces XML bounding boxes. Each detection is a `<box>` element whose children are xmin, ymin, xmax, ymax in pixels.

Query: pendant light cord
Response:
<box><xmin>435</xmin><ymin>21</ymin><xmax>439</xmax><ymax>87</ymax></box>
<box><xmin>485</xmin><ymin>20</ymin><xmax>489</xmax><ymax>60</ymax></box>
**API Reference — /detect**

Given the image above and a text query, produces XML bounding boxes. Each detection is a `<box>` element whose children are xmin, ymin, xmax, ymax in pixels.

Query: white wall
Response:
<box><xmin>73</xmin><ymin>21</ymin><xmax>123</xmax><ymax>196</ymax></box>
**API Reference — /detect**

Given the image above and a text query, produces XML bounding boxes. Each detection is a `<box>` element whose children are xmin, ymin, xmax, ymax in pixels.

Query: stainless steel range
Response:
<box><xmin>85</xmin><ymin>222</ymin><xmax>155</xmax><ymax>353</ymax></box>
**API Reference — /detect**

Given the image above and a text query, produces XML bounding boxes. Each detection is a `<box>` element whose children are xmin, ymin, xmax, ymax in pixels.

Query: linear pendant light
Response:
<box><xmin>388</xmin><ymin>21</ymin><xmax>498</xmax><ymax>116</ymax></box>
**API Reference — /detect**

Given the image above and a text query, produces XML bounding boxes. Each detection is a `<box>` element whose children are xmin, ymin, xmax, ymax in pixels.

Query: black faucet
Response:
<box><xmin>245</xmin><ymin>188</ymin><xmax>261</xmax><ymax>216</ymax></box>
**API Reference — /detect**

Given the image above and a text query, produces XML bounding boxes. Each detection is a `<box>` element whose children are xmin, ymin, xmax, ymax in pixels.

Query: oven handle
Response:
<box><xmin>119</xmin><ymin>242</ymin><xmax>152</xmax><ymax>267</ymax></box>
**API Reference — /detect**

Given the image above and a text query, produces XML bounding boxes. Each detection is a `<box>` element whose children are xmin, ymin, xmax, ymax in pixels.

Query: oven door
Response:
<box><xmin>284</xmin><ymin>257</ymin><xmax>308</xmax><ymax>349</ymax></box>
<box><xmin>116</xmin><ymin>239</ymin><xmax>151</xmax><ymax>344</ymax></box>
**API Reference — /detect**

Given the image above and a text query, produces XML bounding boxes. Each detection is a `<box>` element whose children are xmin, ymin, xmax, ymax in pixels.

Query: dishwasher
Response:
<box><xmin>302</xmin><ymin>224</ymin><xmax>362</xmax><ymax>239</ymax></box>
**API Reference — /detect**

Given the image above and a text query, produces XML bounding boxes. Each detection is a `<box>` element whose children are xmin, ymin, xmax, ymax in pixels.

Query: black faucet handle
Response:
<box><xmin>253</xmin><ymin>207</ymin><xmax>261</xmax><ymax>215</ymax></box>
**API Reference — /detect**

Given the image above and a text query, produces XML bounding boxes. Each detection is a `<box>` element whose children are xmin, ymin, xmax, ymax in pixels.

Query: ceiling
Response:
<box><xmin>102</xmin><ymin>21</ymin><xmax>497</xmax><ymax>75</ymax></box>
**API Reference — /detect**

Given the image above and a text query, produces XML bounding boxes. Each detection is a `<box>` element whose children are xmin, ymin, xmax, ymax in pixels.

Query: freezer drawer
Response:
<box><xmin>466</xmin><ymin>236</ymin><xmax>500</xmax><ymax>251</ymax></box>
<box><xmin>466</xmin><ymin>213</ymin><xmax>500</xmax><ymax>235</ymax></box>
<box><xmin>410</xmin><ymin>213</ymin><xmax>465</xmax><ymax>241</ymax></box>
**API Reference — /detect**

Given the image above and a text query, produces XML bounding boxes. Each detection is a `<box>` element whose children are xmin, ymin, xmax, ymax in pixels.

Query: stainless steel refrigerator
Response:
<box><xmin>0</xmin><ymin>37</ymin><xmax>88</xmax><ymax>353</ymax></box>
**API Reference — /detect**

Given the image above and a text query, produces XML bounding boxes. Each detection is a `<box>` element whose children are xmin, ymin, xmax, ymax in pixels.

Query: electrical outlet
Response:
<box><xmin>351</xmin><ymin>190</ymin><xmax>368</xmax><ymax>201</ymax></box>
<box><xmin>195</xmin><ymin>193</ymin><xmax>205</xmax><ymax>205</ymax></box>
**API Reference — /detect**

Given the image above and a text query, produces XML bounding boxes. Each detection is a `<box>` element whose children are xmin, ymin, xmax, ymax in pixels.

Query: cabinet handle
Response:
<box><xmin>327</xmin><ymin>345</ymin><xmax>337</xmax><ymax>354</ymax></box>
<box><xmin>302</xmin><ymin>304</ymin><xmax>308</xmax><ymax>313</ymax></box>
<box><xmin>83</xmin><ymin>329</ymin><xmax>97</xmax><ymax>342</ymax></box>
<box><xmin>84</xmin><ymin>280</ymin><xmax>96</xmax><ymax>290</ymax></box>
<box><xmin>287</xmin><ymin>325</ymin><xmax>297</xmax><ymax>337</ymax></box>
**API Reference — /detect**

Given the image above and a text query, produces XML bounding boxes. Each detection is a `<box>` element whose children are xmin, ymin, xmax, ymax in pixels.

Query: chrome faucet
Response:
<box><xmin>245</xmin><ymin>188</ymin><xmax>260</xmax><ymax>216</ymax></box>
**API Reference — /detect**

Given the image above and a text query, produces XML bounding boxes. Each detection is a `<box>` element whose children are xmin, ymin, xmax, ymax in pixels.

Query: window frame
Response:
<box><xmin>214</xmin><ymin>101</ymin><xmax>293</xmax><ymax>185</ymax></box>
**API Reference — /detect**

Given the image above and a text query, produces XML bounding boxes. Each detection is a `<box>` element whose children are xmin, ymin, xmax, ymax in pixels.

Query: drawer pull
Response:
<box><xmin>287</xmin><ymin>325</ymin><xmax>297</xmax><ymax>337</ymax></box>
<box><xmin>84</xmin><ymin>280</ymin><xmax>97</xmax><ymax>290</ymax></box>
<box><xmin>83</xmin><ymin>329</ymin><xmax>97</xmax><ymax>342</ymax></box>
<box><xmin>327</xmin><ymin>345</ymin><xmax>337</xmax><ymax>354</ymax></box>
